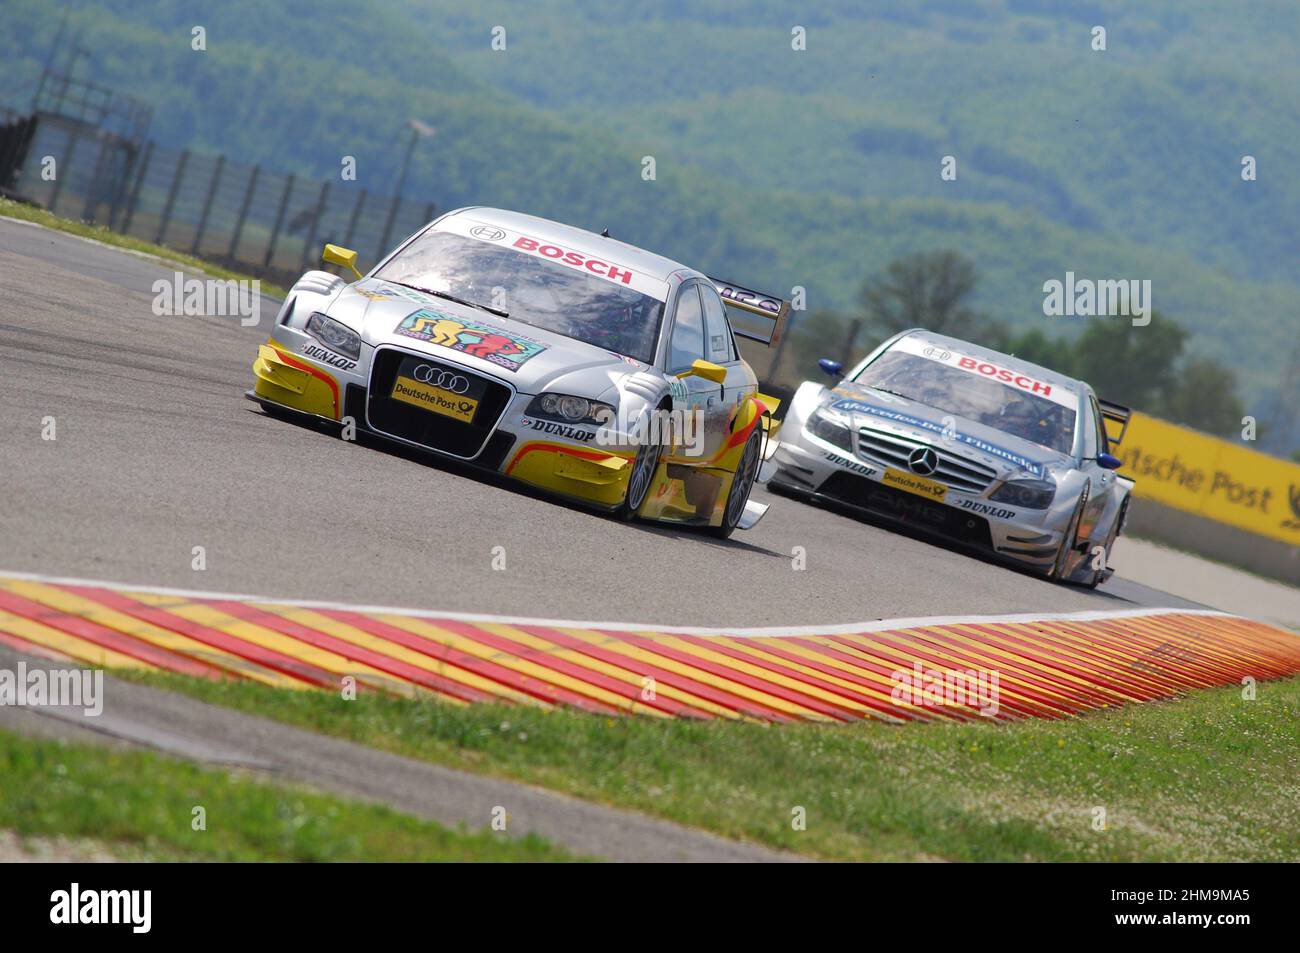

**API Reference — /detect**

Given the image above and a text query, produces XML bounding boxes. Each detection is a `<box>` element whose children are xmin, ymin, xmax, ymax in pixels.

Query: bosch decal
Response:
<box><xmin>511</xmin><ymin>236</ymin><xmax>634</xmax><ymax>285</ymax></box>
<box><xmin>892</xmin><ymin>335</ymin><xmax>1076</xmax><ymax>409</ymax></box>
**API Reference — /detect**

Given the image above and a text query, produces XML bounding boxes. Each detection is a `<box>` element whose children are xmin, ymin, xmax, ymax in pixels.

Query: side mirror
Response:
<box><xmin>818</xmin><ymin>358</ymin><xmax>843</xmax><ymax>378</ymax></box>
<box><xmin>1097</xmin><ymin>452</ymin><xmax>1122</xmax><ymax>471</ymax></box>
<box><xmin>323</xmin><ymin>243</ymin><xmax>363</xmax><ymax>280</ymax></box>
<box><xmin>675</xmin><ymin>359</ymin><xmax>727</xmax><ymax>385</ymax></box>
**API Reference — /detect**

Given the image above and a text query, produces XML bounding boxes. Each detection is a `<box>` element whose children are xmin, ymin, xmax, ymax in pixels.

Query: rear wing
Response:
<box><xmin>711</xmin><ymin>277</ymin><xmax>790</xmax><ymax>347</ymax></box>
<box><xmin>1098</xmin><ymin>398</ymin><xmax>1131</xmax><ymax>447</ymax></box>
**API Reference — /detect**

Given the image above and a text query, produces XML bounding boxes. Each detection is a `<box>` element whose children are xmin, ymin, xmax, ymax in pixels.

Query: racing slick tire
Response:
<box><xmin>709</xmin><ymin>427</ymin><xmax>763</xmax><ymax>539</ymax></box>
<box><xmin>1048</xmin><ymin>484</ymin><xmax>1089</xmax><ymax>582</ymax></box>
<box><xmin>617</xmin><ymin>435</ymin><xmax>664</xmax><ymax>522</ymax></box>
<box><xmin>1080</xmin><ymin>496</ymin><xmax>1126</xmax><ymax>590</ymax></box>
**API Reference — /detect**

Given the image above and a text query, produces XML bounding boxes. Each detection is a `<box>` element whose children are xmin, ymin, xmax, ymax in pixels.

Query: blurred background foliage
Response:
<box><xmin>1</xmin><ymin>0</ymin><xmax>1295</xmax><ymax>448</ymax></box>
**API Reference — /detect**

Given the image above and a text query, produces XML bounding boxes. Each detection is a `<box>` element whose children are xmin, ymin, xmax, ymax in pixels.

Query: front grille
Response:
<box><xmin>367</xmin><ymin>349</ymin><xmax>512</xmax><ymax>459</ymax></box>
<box><xmin>856</xmin><ymin>426</ymin><xmax>997</xmax><ymax>494</ymax></box>
<box><xmin>477</xmin><ymin>430</ymin><xmax>517</xmax><ymax>471</ymax></box>
<box><xmin>818</xmin><ymin>471</ymin><xmax>993</xmax><ymax>548</ymax></box>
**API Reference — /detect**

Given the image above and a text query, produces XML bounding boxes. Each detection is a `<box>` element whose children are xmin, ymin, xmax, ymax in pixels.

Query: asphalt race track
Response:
<box><xmin>0</xmin><ymin>218</ymin><xmax>1207</xmax><ymax>628</ymax></box>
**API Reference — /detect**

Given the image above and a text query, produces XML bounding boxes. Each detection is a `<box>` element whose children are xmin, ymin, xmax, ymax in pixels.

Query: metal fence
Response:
<box><xmin>1</xmin><ymin>108</ymin><xmax>437</xmax><ymax>287</ymax></box>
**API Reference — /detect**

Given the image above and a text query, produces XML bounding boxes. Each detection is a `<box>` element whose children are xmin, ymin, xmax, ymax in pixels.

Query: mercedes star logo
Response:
<box><xmin>907</xmin><ymin>446</ymin><xmax>939</xmax><ymax>476</ymax></box>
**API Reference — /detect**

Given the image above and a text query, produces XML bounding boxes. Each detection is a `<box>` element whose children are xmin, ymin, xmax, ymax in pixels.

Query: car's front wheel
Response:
<box><xmin>1080</xmin><ymin>496</ymin><xmax>1127</xmax><ymax>589</ymax></box>
<box><xmin>1048</xmin><ymin>485</ymin><xmax>1089</xmax><ymax>581</ymax></box>
<box><xmin>617</xmin><ymin>436</ymin><xmax>663</xmax><ymax>521</ymax></box>
<box><xmin>709</xmin><ymin>428</ymin><xmax>762</xmax><ymax>539</ymax></box>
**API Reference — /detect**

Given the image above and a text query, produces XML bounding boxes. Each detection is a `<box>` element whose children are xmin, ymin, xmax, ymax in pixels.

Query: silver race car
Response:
<box><xmin>769</xmin><ymin>329</ymin><xmax>1134</xmax><ymax>586</ymax></box>
<box><xmin>248</xmin><ymin>207</ymin><xmax>787</xmax><ymax>537</ymax></box>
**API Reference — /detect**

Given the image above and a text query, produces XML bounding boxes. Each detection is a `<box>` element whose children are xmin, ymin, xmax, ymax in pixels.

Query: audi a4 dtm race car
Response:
<box><xmin>248</xmin><ymin>207</ymin><xmax>788</xmax><ymax>537</ymax></box>
<box><xmin>769</xmin><ymin>330</ymin><xmax>1134</xmax><ymax>586</ymax></box>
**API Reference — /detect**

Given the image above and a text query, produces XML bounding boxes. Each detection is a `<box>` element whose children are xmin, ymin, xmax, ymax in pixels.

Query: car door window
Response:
<box><xmin>700</xmin><ymin>287</ymin><xmax>735</xmax><ymax>364</ymax></box>
<box><xmin>668</xmin><ymin>285</ymin><xmax>705</xmax><ymax>373</ymax></box>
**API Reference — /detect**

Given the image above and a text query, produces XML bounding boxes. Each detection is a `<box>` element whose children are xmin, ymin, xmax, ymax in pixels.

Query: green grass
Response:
<box><xmin>0</xmin><ymin>197</ymin><xmax>288</xmax><ymax>299</ymax></box>
<box><xmin>0</xmin><ymin>728</ymin><xmax>576</xmax><ymax>861</ymax></box>
<box><xmin>121</xmin><ymin>670</ymin><xmax>1300</xmax><ymax>862</ymax></box>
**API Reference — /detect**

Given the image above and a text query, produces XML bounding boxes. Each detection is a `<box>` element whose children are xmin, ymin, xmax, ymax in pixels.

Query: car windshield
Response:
<box><xmin>375</xmin><ymin>230</ymin><xmax>664</xmax><ymax>363</ymax></box>
<box><xmin>854</xmin><ymin>349</ymin><xmax>1077</xmax><ymax>454</ymax></box>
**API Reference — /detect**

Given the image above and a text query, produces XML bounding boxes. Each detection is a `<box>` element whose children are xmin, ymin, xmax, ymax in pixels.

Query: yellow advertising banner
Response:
<box><xmin>1116</xmin><ymin>412</ymin><xmax>1300</xmax><ymax>546</ymax></box>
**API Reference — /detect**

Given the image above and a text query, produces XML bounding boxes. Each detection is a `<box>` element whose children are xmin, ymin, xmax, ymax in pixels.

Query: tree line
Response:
<box><xmin>771</xmin><ymin>250</ymin><xmax>1249</xmax><ymax>440</ymax></box>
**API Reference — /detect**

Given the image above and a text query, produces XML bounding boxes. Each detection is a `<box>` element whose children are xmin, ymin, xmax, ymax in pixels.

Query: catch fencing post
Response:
<box><xmin>119</xmin><ymin>140</ymin><xmax>152</xmax><ymax>235</ymax></box>
<box><xmin>48</xmin><ymin>125</ymin><xmax>80</xmax><ymax>215</ymax></box>
<box><xmin>228</xmin><ymin>163</ymin><xmax>259</xmax><ymax>267</ymax></box>
<box><xmin>263</xmin><ymin>173</ymin><xmax>294</xmax><ymax>272</ymax></box>
<box><xmin>377</xmin><ymin>190</ymin><xmax>402</xmax><ymax>260</ymax></box>
<box><xmin>192</xmin><ymin>153</ymin><xmax>225</xmax><ymax>256</ymax></box>
<box><xmin>155</xmin><ymin>148</ymin><xmax>189</xmax><ymax>246</ymax></box>
<box><xmin>301</xmin><ymin>179</ymin><xmax>330</xmax><ymax>272</ymax></box>
<box><xmin>80</xmin><ymin>131</ymin><xmax>108</xmax><ymax>223</ymax></box>
<box><xmin>343</xmin><ymin>188</ymin><xmax>366</xmax><ymax>249</ymax></box>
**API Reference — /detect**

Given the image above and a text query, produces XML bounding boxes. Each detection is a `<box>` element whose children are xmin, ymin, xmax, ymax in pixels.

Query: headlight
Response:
<box><xmin>807</xmin><ymin>407</ymin><xmax>854</xmax><ymax>453</ymax></box>
<box><xmin>989</xmin><ymin>478</ymin><xmax>1056</xmax><ymax>509</ymax></box>
<box><xmin>305</xmin><ymin>312</ymin><xmax>361</xmax><ymax>360</ymax></box>
<box><xmin>526</xmin><ymin>393</ymin><xmax>615</xmax><ymax>425</ymax></box>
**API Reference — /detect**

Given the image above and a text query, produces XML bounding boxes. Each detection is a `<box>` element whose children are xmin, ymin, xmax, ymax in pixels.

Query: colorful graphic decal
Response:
<box><xmin>830</xmin><ymin>399</ymin><xmax>1047</xmax><ymax>477</ymax></box>
<box><xmin>394</xmin><ymin>309</ymin><xmax>547</xmax><ymax>372</ymax></box>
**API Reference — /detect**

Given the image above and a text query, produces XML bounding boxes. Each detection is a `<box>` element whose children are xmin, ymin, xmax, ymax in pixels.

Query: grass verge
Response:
<box><xmin>0</xmin><ymin>728</ymin><xmax>575</xmax><ymax>862</ymax></box>
<box><xmin>122</xmin><ymin>670</ymin><xmax>1300</xmax><ymax>862</ymax></box>
<box><xmin>0</xmin><ymin>197</ymin><xmax>288</xmax><ymax>298</ymax></box>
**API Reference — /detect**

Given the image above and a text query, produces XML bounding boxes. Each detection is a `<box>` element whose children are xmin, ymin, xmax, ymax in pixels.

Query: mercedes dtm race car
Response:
<box><xmin>248</xmin><ymin>207</ymin><xmax>788</xmax><ymax>537</ymax></box>
<box><xmin>769</xmin><ymin>330</ymin><xmax>1134</xmax><ymax>586</ymax></box>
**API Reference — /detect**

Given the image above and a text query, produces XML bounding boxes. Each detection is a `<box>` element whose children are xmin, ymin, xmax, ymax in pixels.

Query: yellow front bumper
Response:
<box><xmin>252</xmin><ymin>342</ymin><xmax>340</xmax><ymax>420</ymax></box>
<box><xmin>505</xmin><ymin>441</ymin><xmax>634</xmax><ymax>508</ymax></box>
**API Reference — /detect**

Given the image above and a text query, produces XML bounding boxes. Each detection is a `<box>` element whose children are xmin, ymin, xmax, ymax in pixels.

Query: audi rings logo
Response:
<box><xmin>907</xmin><ymin>446</ymin><xmax>940</xmax><ymax>476</ymax></box>
<box><xmin>469</xmin><ymin>225</ymin><xmax>506</xmax><ymax>242</ymax></box>
<box><xmin>413</xmin><ymin>364</ymin><xmax>470</xmax><ymax>394</ymax></box>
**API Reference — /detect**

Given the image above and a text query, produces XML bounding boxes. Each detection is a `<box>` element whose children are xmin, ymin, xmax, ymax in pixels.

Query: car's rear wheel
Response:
<box><xmin>1049</xmin><ymin>486</ymin><xmax>1089</xmax><ymax>581</ymax></box>
<box><xmin>709</xmin><ymin>428</ymin><xmax>762</xmax><ymax>539</ymax></box>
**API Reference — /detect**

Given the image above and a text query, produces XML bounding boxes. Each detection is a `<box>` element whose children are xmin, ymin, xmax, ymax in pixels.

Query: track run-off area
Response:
<box><xmin>2</xmin><ymin>217</ymin><xmax>1299</xmax><ymax>725</ymax></box>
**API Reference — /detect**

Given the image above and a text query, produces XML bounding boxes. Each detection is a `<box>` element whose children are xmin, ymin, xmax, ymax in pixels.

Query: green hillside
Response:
<box><xmin>2</xmin><ymin>0</ymin><xmax>1295</xmax><ymax>429</ymax></box>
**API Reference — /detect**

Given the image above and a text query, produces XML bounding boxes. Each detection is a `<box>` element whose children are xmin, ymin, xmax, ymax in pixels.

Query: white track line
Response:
<box><xmin>0</xmin><ymin>567</ymin><xmax>1246</xmax><ymax>638</ymax></box>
